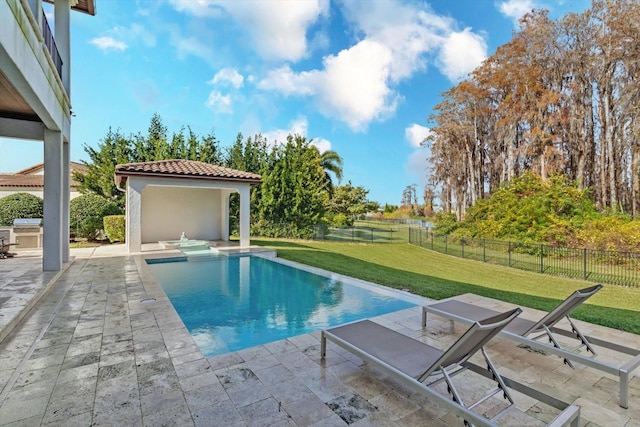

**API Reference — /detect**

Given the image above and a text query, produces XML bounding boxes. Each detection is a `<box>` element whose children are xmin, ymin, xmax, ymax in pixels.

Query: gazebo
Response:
<box><xmin>114</xmin><ymin>159</ymin><xmax>262</xmax><ymax>252</ymax></box>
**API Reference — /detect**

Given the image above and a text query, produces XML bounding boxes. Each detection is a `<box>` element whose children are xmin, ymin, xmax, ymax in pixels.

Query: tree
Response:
<box><xmin>77</xmin><ymin>127</ymin><xmax>132</xmax><ymax>207</ymax></box>
<box><xmin>325</xmin><ymin>182</ymin><xmax>377</xmax><ymax>225</ymax></box>
<box><xmin>426</xmin><ymin>0</ymin><xmax>640</xmax><ymax>216</ymax></box>
<box><xmin>257</xmin><ymin>135</ymin><xmax>327</xmax><ymax>238</ymax></box>
<box><xmin>319</xmin><ymin>149</ymin><xmax>343</xmax><ymax>195</ymax></box>
<box><xmin>78</xmin><ymin>115</ymin><xmax>226</xmax><ymax>207</ymax></box>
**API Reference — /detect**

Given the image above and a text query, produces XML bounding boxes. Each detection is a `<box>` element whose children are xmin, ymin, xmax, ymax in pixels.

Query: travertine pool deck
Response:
<box><xmin>0</xmin><ymin>246</ymin><xmax>638</xmax><ymax>426</ymax></box>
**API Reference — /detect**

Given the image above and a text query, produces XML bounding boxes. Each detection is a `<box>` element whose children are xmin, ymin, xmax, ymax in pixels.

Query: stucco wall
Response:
<box><xmin>141</xmin><ymin>186</ymin><xmax>221</xmax><ymax>243</ymax></box>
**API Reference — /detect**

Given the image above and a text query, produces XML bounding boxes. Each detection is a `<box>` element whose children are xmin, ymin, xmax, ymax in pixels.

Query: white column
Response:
<box><xmin>239</xmin><ymin>185</ymin><xmax>250</xmax><ymax>247</ymax></box>
<box><xmin>54</xmin><ymin>0</ymin><xmax>71</xmax><ymax>95</ymax></box>
<box><xmin>62</xmin><ymin>140</ymin><xmax>70</xmax><ymax>262</ymax></box>
<box><xmin>220</xmin><ymin>190</ymin><xmax>231</xmax><ymax>242</ymax></box>
<box><xmin>126</xmin><ymin>179</ymin><xmax>144</xmax><ymax>253</ymax></box>
<box><xmin>43</xmin><ymin>129</ymin><xmax>63</xmax><ymax>271</ymax></box>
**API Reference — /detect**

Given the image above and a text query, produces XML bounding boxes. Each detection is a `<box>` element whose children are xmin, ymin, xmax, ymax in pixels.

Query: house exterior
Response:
<box><xmin>0</xmin><ymin>161</ymin><xmax>87</xmax><ymax>199</ymax></box>
<box><xmin>114</xmin><ymin>160</ymin><xmax>262</xmax><ymax>252</ymax></box>
<box><xmin>0</xmin><ymin>0</ymin><xmax>95</xmax><ymax>270</ymax></box>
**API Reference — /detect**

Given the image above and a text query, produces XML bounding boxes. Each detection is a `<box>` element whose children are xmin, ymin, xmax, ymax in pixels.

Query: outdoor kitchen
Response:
<box><xmin>0</xmin><ymin>219</ymin><xmax>43</xmax><ymax>258</ymax></box>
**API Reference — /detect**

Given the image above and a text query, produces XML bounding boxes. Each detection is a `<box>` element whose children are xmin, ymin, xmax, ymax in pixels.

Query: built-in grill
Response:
<box><xmin>13</xmin><ymin>218</ymin><xmax>43</xmax><ymax>248</ymax></box>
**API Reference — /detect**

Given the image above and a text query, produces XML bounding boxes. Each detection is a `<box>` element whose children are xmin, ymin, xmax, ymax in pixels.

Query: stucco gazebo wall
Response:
<box><xmin>141</xmin><ymin>186</ymin><xmax>221</xmax><ymax>242</ymax></box>
<box><xmin>124</xmin><ymin>175</ymin><xmax>252</xmax><ymax>252</ymax></box>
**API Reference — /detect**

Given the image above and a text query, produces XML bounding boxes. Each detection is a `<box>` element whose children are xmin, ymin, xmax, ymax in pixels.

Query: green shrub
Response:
<box><xmin>70</xmin><ymin>194</ymin><xmax>122</xmax><ymax>240</ymax></box>
<box><xmin>330</xmin><ymin>213</ymin><xmax>352</xmax><ymax>227</ymax></box>
<box><xmin>576</xmin><ymin>216</ymin><xmax>640</xmax><ymax>252</ymax></box>
<box><xmin>103</xmin><ymin>215</ymin><xmax>125</xmax><ymax>243</ymax></box>
<box><xmin>251</xmin><ymin>219</ymin><xmax>315</xmax><ymax>239</ymax></box>
<box><xmin>0</xmin><ymin>193</ymin><xmax>43</xmax><ymax>226</ymax></box>
<box><xmin>453</xmin><ymin>172</ymin><xmax>599</xmax><ymax>244</ymax></box>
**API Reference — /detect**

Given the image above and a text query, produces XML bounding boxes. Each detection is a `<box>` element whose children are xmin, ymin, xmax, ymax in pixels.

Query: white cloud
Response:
<box><xmin>437</xmin><ymin>28</ymin><xmax>488</xmax><ymax>82</ymax></box>
<box><xmin>168</xmin><ymin>0</ymin><xmax>329</xmax><ymax>62</ymax></box>
<box><xmin>166</xmin><ymin>0</ymin><xmax>224</xmax><ymax>17</ymax></box>
<box><xmin>205</xmin><ymin>91</ymin><xmax>232</xmax><ymax>113</ymax></box>
<box><xmin>209</xmin><ymin>68</ymin><xmax>244</xmax><ymax>89</ymax></box>
<box><xmin>312</xmin><ymin>137</ymin><xmax>332</xmax><ymax>153</ymax></box>
<box><xmin>90</xmin><ymin>24</ymin><xmax>155</xmax><ymax>52</ymax></box>
<box><xmin>262</xmin><ymin>117</ymin><xmax>332</xmax><ymax>152</ymax></box>
<box><xmin>498</xmin><ymin>0</ymin><xmax>538</xmax><ymax>24</ymax></box>
<box><xmin>169</xmin><ymin>32</ymin><xmax>217</xmax><ymax>66</ymax></box>
<box><xmin>258</xmin><ymin>0</ymin><xmax>487</xmax><ymax>131</ymax></box>
<box><xmin>263</xmin><ymin>117</ymin><xmax>309</xmax><ymax>145</ymax></box>
<box><xmin>258</xmin><ymin>65</ymin><xmax>317</xmax><ymax>96</ymax></box>
<box><xmin>129</xmin><ymin>23</ymin><xmax>157</xmax><ymax>47</ymax></box>
<box><xmin>405</xmin><ymin>124</ymin><xmax>431</xmax><ymax>148</ymax></box>
<box><xmin>90</xmin><ymin>36</ymin><xmax>127</xmax><ymax>51</ymax></box>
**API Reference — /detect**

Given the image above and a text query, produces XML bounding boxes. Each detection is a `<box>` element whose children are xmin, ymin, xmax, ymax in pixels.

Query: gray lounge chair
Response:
<box><xmin>422</xmin><ymin>285</ymin><xmax>640</xmax><ymax>408</ymax></box>
<box><xmin>321</xmin><ymin>309</ymin><xmax>580</xmax><ymax>427</ymax></box>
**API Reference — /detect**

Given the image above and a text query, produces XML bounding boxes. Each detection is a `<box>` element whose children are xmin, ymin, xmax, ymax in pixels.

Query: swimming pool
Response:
<box><xmin>146</xmin><ymin>254</ymin><xmax>416</xmax><ymax>357</ymax></box>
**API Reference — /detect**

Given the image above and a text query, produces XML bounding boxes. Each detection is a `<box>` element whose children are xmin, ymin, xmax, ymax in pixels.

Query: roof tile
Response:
<box><xmin>114</xmin><ymin>159</ymin><xmax>262</xmax><ymax>182</ymax></box>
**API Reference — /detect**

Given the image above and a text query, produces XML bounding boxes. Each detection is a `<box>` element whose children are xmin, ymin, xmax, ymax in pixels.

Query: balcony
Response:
<box><xmin>41</xmin><ymin>10</ymin><xmax>62</xmax><ymax>78</ymax></box>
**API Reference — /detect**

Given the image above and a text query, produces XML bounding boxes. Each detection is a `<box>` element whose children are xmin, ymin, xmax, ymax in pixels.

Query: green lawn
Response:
<box><xmin>253</xmin><ymin>239</ymin><xmax>640</xmax><ymax>335</ymax></box>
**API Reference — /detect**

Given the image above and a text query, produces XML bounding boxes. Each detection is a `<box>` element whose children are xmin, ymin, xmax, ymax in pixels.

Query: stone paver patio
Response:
<box><xmin>0</xmin><ymin>246</ymin><xmax>638</xmax><ymax>426</ymax></box>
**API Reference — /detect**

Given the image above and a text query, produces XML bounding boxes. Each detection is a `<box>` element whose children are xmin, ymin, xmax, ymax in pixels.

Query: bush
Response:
<box><xmin>0</xmin><ymin>193</ymin><xmax>43</xmax><ymax>226</ymax></box>
<box><xmin>251</xmin><ymin>219</ymin><xmax>315</xmax><ymax>239</ymax></box>
<box><xmin>329</xmin><ymin>213</ymin><xmax>352</xmax><ymax>227</ymax></box>
<box><xmin>453</xmin><ymin>172</ymin><xmax>599</xmax><ymax>244</ymax></box>
<box><xmin>70</xmin><ymin>194</ymin><xmax>122</xmax><ymax>240</ymax></box>
<box><xmin>103</xmin><ymin>215</ymin><xmax>125</xmax><ymax>243</ymax></box>
<box><xmin>576</xmin><ymin>216</ymin><xmax>640</xmax><ymax>252</ymax></box>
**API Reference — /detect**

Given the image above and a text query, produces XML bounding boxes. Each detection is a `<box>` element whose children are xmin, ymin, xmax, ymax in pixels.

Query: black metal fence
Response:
<box><xmin>311</xmin><ymin>220</ymin><xmax>411</xmax><ymax>243</ymax></box>
<box><xmin>409</xmin><ymin>228</ymin><xmax>639</xmax><ymax>287</ymax></box>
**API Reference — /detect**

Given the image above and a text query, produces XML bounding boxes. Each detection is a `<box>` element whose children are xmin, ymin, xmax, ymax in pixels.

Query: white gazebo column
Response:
<box><xmin>220</xmin><ymin>190</ymin><xmax>231</xmax><ymax>242</ymax></box>
<box><xmin>239</xmin><ymin>185</ymin><xmax>250</xmax><ymax>247</ymax></box>
<box><xmin>43</xmin><ymin>129</ymin><xmax>63</xmax><ymax>271</ymax></box>
<box><xmin>126</xmin><ymin>179</ymin><xmax>144</xmax><ymax>253</ymax></box>
<box><xmin>62</xmin><ymin>140</ymin><xmax>70</xmax><ymax>262</ymax></box>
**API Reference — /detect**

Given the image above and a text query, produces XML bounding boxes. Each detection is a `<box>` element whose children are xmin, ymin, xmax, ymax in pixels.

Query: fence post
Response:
<box><xmin>483</xmin><ymin>239</ymin><xmax>486</xmax><ymax>262</ymax></box>
<box><xmin>445</xmin><ymin>235</ymin><xmax>448</xmax><ymax>254</ymax></box>
<box><xmin>461</xmin><ymin>238</ymin><xmax>465</xmax><ymax>258</ymax></box>
<box><xmin>370</xmin><ymin>228</ymin><xmax>373</xmax><ymax>242</ymax></box>
<box><xmin>540</xmin><ymin>244</ymin><xmax>544</xmax><ymax>274</ymax></box>
<box><xmin>352</xmin><ymin>227</ymin><xmax>355</xmax><ymax>242</ymax></box>
<box><xmin>508</xmin><ymin>241</ymin><xmax>512</xmax><ymax>267</ymax></box>
<box><xmin>583</xmin><ymin>248</ymin><xmax>587</xmax><ymax>280</ymax></box>
<box><xmin>431</xmin><ymin>232</ymin><xmax>434</xmax><ymax>250</ymax></box>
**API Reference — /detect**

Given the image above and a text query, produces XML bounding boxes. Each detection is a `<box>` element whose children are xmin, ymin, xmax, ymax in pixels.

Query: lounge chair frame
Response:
<box><xmin>421</xmin><ymin>286</ymin><xmax>640</xmax><ymax>409</ymax></box>
<box><xmin>321</xmin><ymin>310</ymin><xmax>580</xmax><ymax>427</ymax></box>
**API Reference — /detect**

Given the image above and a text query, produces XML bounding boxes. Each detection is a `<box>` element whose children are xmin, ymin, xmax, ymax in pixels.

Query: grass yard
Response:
<box><xmin>253</xmin><ymin>238</ymin><xmax>640</xmax><ymax>335</ymax></box>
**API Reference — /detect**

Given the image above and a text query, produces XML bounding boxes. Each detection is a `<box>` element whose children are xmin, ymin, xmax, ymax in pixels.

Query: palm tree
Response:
<box><xmin>320</xmin><ymin>150</ymin><xmax>343</xmax><ymax>195</ymax></box>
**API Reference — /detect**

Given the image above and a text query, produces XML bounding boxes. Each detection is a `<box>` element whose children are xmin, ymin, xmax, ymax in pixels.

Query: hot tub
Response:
<box><xmin>159</xmin><ymin>240</ymin><xmax>211</xmax><ymax>250</ymax></box>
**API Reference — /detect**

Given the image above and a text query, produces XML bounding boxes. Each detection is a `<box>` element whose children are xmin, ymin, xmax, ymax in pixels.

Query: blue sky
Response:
<box><xmin>1</xmin><ymin>0</ymin><xmax>591</xmax><ymax>205</ymax></box>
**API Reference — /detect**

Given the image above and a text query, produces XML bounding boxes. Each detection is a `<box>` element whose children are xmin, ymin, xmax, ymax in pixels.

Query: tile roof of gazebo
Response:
<box><xmin>114</xmin><ymin>159</ymin><xmax>262</xmax><ymax>190</ymax></box>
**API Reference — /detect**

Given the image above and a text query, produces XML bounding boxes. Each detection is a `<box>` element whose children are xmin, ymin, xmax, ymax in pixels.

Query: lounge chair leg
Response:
<box><xmin>482</xmin><ymin>348</ymin><xmax>514</xmax><ymax>404</ymax></box>
<box><xmin>441</xmin><ymin>367</ymin><xmax>465</xmax><ymax>407</ymax></box>
<box><xmin>542</xmin><ymin>325</ymin><xmax>575</xmax><ymax>369</ymax></box>
<box><xmin>620</xmin><ymin>369</ymin><xmax>629</xmax><ymax>409</ymax></box>
<box><xmin>566</xmin><ymin>316</ymin><xmax>597</xmax><ymax>356</ymax></box>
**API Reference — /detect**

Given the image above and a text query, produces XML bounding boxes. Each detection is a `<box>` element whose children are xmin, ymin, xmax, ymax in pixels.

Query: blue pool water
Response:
<box><xmin>146</xmin><ymin>254</ymin><xmax>415</xmax><ymax>357</ymax></box>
